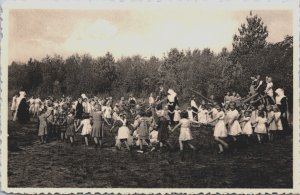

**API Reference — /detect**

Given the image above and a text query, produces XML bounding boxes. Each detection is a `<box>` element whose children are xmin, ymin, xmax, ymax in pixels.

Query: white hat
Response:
<box><xmin>81</xmin><ymin>94</ymin><xmax>88</xmax><ymax>99</ymax></box>
<box><xmin>19</xmin><ymin>91</ymin><xmax>26</xmax><ymax>97</ymax></box>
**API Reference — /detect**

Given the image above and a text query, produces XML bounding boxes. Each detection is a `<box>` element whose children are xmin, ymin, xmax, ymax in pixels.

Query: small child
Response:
<box><xmin>210</xmin><ymin>104</ymin><xmax>219</xmax><ymax>126</ymax></box>
<box><xmin>116</xmin><ymin>113</ymin><xmax>131</xmax><ymax>151</ymax></box>
<box><xmin>133</xmin><ymin>129</ymin><xmax>140</xmax><ymax>147</ymax></box>
<box><xmin>38</xmin><ymin>108</ymin><xmax>48</xmax><ymax>144</ymax></box>
<box><xmin>152</xmin><ymin>108</ymin><xmax>172</xmax><ymax>151</ymax></box>
<box><xmin>226</xmin><ymin>102</ymin><xmax>242</xmax><ymax>139</ymax></box>
<box><xmin>103</xmin><ymin>102</ymin><xmax>113</xmax><ymax>125</ymax></box>
<box><xmin>241</xmin><ymin>110</ymin><xmax>253</xmax><ymax>144</ymax></box>
<box><xmin>149</xmin><ymin>93</ymin><xmax>155</xmax><ymax>106</ymax></box>
<box><xmin>173</xmin><ymin>106</ymin><xmax>181</xmax><ymax>125</ymax></box>
<box><xmin>65</xmin><ymin>109</ymin><xmax>76</xmax><ymax>146</ymax></box>
<box><xmin>187</xmin><ymin>107</ymin><xmax>194</xmax><ymax>121</ymax></box>
<box><xmin>266</xmin><ymin>105</ymin><xmax>276</xmax><ymax>142</ymax></box>
<box><xmin>171</xmin><ymin>110</ymin><xmax>202</xmax><ymax>161</ymax></box>
<box><xmin>133</xmin><ymin>110</ymin><xmax>153</xmax><ymax>153</ymax></box>
<box><xmin>273</xmin><ymin>106</ymin><xmax>283</xmax><ymax>139</ymax></box>
<box><xmin>56</xmin><ymin>108</ymin><xmax>67</xmax><ymax>142</ymax></box>
<box><xmin>207</xmin><ymin>107</ymin><xmax>213</xmax><ymax>123</ymax></box>
<box><xmin>207</xmin><ymin>105</ymin><xmax>228</xmax><ymax>154</ymax></box>
<box><xmin>76</xmin><ymin>114</ymin><xmax>92</xmax><ymax>146</ymax></box>
<box><xmin>254</xmin><ymin>111</ymin><xmax>267</xmax><ymax>144</ymax></box>
<box><xmin>149</xmin><ymin>128</ymin><xmax>158</xmax><ymax>144</ymax></box>
<box><xmin>198</xmin><ymin>105</ymin><xmax>208</xmax><ymax>123</ymax></box>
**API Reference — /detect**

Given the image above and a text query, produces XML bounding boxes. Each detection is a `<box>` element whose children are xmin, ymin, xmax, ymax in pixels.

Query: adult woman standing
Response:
<box><xmin>75</xmin><ymin>97</ymin><xmax>84</xmax><ymax>126</ymax></box>
<box><xmin>167</xmin><ymin>89</ymin><xmax>179</xmax><ymax>126</ymax></box>
<box><xmin>15</xmin><ymin>91</ymin><xmax>30</xmax><ymax>124</ymax></box>
<box><xmin>275</xmin><ymin>88</ymin><xmax>290</xmax><ymax>136</ymax></box>
<box><xmin>91</xmin><ymin>104</ymin><xmax>104</xmax><ymax>148</ymax></box>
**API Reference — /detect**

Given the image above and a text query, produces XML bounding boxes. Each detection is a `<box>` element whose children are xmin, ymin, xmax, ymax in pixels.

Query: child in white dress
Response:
<box><xmin>207</xmin><ymin>106</ymin><xmax>228</xmax><ymax>154</ymax></box>
<box><xmin>116</xmin><ymin>113</ymin><xmax>131</xmax><ymax>151</ymax></box>
<box><xmin>187</xmin><ymin>107</ymin><xmax>194</xmax><ymax>121</ymax></box>
<box><xmin>173</xmin><ymin>106</ymin><xmax>181</xmax><ymax>124</ymax></box>
<box><xmin>241</xmin><ymin>110</ymin><xmax>253</xmax><ymax>136</ymax></box>
<box><xmin>171</xmin><ymin>111</ymin><xmax>202</xmax><ymax>161</ymax></box>
<box><xmin>149</xmin><ymin>93</ymin><xmax>155</xmax><ymax>106</ymax></box>
<box><xmin>103</xmin><ymin>102</ymin><xmax>112</xmax><ymax>125</ymax></box>
<box><xmin>34</xmin><ymin>97</ymin><xmax>42</xmax><ymax>117</ymax></box>
<box><xmin>149</xmin><ymin>129</ymin><xmax>158</xmax><ymax>144</ymax></box>
<box><xmin>198</xmin><ymin>105</ymin><xmax>208</xmax><ymax>123</ymax></box>
<box><xmin>253</xmin><ymin>111</ymin><xmax>267</xmax><ymax>143</ymax></box>
<box><xmin>76</xmin><ymin>114</ymin><xmax>92</xmax><ymax>146</ymax></box>
<box><xmin>226</xmin><ymin>102</ymin><xmax>242</xmax><ymax>139</ymax></box>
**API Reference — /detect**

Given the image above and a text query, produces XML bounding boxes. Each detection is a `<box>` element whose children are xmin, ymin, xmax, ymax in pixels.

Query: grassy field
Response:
<box><xmin>7</xmin><ymin>115</ymin><xmax>292</xmax><ymax>188</ymax></box>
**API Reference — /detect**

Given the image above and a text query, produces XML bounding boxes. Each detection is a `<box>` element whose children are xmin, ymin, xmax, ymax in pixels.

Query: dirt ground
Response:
<box><xmin>7</xmin><ymin>115</ymin><xmax>292</xmax><ymax>188</ymax></box>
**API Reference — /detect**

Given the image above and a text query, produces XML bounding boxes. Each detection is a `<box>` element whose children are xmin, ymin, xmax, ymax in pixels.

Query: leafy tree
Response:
<box><xmin>231</xmin><ymin>11</ymin><xmax>268</xmax><ymax>60</ymax></box>
<box><xmin>7</xmin><ymin>13</ymin><xmax>292</xmax><ymax>106</ymax></box>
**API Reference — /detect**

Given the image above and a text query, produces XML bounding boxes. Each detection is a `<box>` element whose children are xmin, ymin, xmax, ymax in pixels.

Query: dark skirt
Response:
<box><xmin>17</xmin><ymin>98</ymin><xmax>30</xmax><ymax>124</ymax></box>
<box><xmin>157</xmin><ymin>118</ymin><xmax>170</xmax><ymax>142</ymax></box>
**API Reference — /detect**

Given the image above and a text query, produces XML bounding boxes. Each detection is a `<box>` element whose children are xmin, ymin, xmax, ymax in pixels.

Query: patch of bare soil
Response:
<box><xmin>7</xmin><ymin>118</ymin><xmax>292</xmax><ymax>188</ymax></box>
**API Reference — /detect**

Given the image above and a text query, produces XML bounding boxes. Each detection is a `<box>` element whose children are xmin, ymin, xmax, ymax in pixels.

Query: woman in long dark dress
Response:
<box><xmin>16</xmin><ymin>91</ymin><xmax>30</xmax><ymax>124</ymax></box>
<box><xmin>167</xmin><ymin>89</ymin><xmax>179</xmax><ymax>126</ymax></box>
<box><xmin>275</xmin><ymin>88</ymin><xmax>290</xmax><ymax>137</ymax></box>
<box><xmin>75</xmin><ymin>97</ymin><xmax>84</xmax><ymax>126</ymax></box>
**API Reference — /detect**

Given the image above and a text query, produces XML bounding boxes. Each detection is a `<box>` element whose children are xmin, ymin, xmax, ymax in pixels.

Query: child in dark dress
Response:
<box><xmin>66</xmin><ymin>109</ymin><xmax>76</xmax><ymax>146</ymax></box>
<box><xmin>152</xmin><ymin>107</ymin><xmax>172</xmax><ymax>151</ymax></box>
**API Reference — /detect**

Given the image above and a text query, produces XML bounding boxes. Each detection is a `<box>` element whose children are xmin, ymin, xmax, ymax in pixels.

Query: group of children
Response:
<box><xmin>12</xmin><ymin>74</ymin><xmax>289</xmax><ymax>161</ymax></box>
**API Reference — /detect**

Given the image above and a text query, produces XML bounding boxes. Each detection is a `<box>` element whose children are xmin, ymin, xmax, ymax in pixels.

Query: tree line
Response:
<box><xmin>8</xmin><ymin>13</ymin><xmax>293</xmax><ymax>105</ymax></box>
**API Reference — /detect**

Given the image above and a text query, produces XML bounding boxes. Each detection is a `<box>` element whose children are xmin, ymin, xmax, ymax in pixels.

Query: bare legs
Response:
<box><xmin>179</xmin><ymin>140</ymin><xmax>196</xmax><ymax>161</ymax></box>
<box><xmin>214</xmin><ymin>137</ymin><xmax>228</xmax><ymax>153</ymax></box>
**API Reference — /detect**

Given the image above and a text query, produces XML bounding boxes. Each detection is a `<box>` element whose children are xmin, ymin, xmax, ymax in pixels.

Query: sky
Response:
<box><xmin>8</xmin><ymin>8</ymin><xmax>293</xmax><ymax>64</ymax></box>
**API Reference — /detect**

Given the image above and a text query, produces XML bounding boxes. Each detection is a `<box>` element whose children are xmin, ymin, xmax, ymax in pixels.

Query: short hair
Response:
<box><xmin>181</xmin><ymin>110</ymin><xmax>188</xmax><ymax>119</ymax></box>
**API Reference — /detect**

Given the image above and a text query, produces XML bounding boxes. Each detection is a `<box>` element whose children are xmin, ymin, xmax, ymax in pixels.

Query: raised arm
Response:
<box><xmin>75</xmin><ymin>123</ymin><xmax>83</xmax><ymax>132</ymax></box>
<box><xmin>171</xmin><ymin>122</ymin><xmax>181</xmax><ymax>132</ymax></box>
<box><xmin>151</xmin><ymin>107</ymin><xmax>159</xmax><ymax>124</ymax></box>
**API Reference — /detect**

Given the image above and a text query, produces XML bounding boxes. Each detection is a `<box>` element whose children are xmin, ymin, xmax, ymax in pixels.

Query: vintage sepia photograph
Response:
<box><xmin>1</xmin><ymin>1</ymin><xmax>299</xmax><ymax>194</ymax></box>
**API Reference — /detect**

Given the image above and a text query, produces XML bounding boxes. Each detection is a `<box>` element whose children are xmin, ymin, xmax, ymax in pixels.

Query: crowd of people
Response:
<box><xmin>10</xmin><ymin>74</ymin><xmax>290</xmax><ymax>161</ymax></box>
